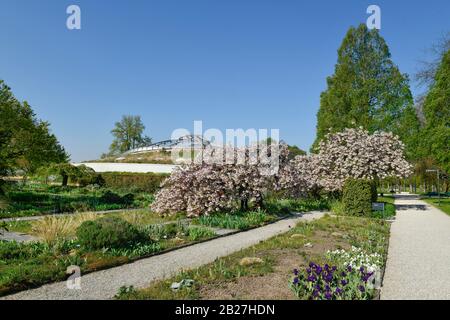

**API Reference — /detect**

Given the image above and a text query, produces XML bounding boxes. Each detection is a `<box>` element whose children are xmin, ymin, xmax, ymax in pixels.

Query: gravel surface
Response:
<box><xmin>1</xmin><ymin>211</ymin><xmax>324</xmax><ymax>300</ymax></box>
<box><xmin>0</xmin><ymin>231</ymin><xmax>37</xmax><ymax>242</ymax></box>
<box><xmin>381</xmin><ymin>195</ymin><xmax>450</xmax><ymax>300</ymax></box>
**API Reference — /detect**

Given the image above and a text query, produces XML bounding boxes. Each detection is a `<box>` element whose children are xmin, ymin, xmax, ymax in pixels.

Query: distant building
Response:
<box><xmin>124</xmin><ymin>135</ymin><xmax>210</xmax><ymax>154</ymax></box>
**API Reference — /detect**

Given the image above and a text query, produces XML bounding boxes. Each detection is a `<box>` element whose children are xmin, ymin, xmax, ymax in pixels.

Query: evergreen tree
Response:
<box><xmin>312</xmin><ymin>24</ymin><xmax>421</xmax><ymax>159</ymax></box>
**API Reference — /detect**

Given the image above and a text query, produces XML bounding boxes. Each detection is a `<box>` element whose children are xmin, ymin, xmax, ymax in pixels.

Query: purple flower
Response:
<box><xmin>293</xmin><ymin>277</ymin><xmax>299</xmax><ymax>285</ymax></box>
<box><xmin>341</xmin><ymin>279</ymin><xmax>348</xmax><ymax>286</ymax></box>
<box><xmin>335</xmin><ymin>287</ymin><xmax>343</xmax><ymax>295</ymax></box>
<box><xmin>315</xmin><ymin>266</ymin><xmax>323</xmax><ymax>275</ymax></box>
<box><xmin>312</xmin><ymin>289</ymin><xmax>319</xmax><ymax>298</ymax></box>
<box><xmin>324</xmin><ymin>292</ymin><xmax>332</xmax><ymax>300</ymax></box>
<box><xmin>309</xmin><ymin>262</ymin><xmax>316</xmax><ymax>268</ymax></box>
<box><xmin>307</xmin><ymin>275</ymin><xmax>317</xmax><ymax>282</ymax></box>
<box><xmin>324</xmin><ymin>264</ymin><xmax>330</xmax><ymax>270</ymax></box>
<box><xmin>293</xmin><ymin>268</ymin><xmax>299</xmax><ymax>275</ymax></box>
<box><xmin>359</xmin><ymin>266</ymin><xmax>365</xmax><ymax>273</ymax></box>
<box><xmin>325</xmin><ymin>284</ymin><xmax>331</xmax><ymax>291</ymax></box>
<box><xmin>306</xmin><ymin>268</ymin><xmax>312</xmax><ymax>274</ymax></box>
<box><xmin>332</xmin><ymin>266</ymin><xmax>337</xmax><ymax>271</ymax></box>
<box><xmin>341</xmin><ymin>271</ymin><xmax>347</xmax><ymax>277</ymax></box>
<box><xmin>324</xmin><ymin>274</ymin><xmax>333</xmax><ymax>283</ymax></box>
<box><xmin>347</xmin><ymin>265</ymin><xmax>352</xmax><ymax>272</ymax></box>
<box><xmin>359</xmin><ymin>285</ymin><xmax>365</xmax><ymax>292</ymax></box>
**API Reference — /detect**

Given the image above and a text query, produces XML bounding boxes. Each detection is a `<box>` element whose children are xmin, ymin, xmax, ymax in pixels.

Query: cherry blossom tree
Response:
<box><xmin>315</xmin><ymin>128</ymin><xmax>412</xmax><ymax>191</ymax></box>
<box><xmin>276</xmin><ymin>155</ymin><xmax>320</xmax><ymax>198</ymax></box>
<box><xmin>151</xmin><ymin>142</ymin><xmax>289</xmax><ymax>216</ymax></box>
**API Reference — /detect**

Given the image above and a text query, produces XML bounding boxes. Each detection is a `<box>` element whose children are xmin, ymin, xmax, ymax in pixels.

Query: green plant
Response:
<box><xmin>76</xmin><ymin>216</ymin><xmax>146</xmax><ymax>250</ymax></box>
<box><xmin>115</xmin><ymin>285</ymin><xmax>137</xmax><ymax>299</ymax></box>
<box><xmin>106</xmin><ymin>242</ymin><xmax>162</xmax><ymax>258</ymax></box>
<box><xmin>31</xmin><ymin>212</ymin><xmax>100</xmax><ymax>244</ymax></box>
<box><xmin>195</xmin><ymin>210</ymin><xmax>270</xmax><ymax>230</ymax></box>
<box><xmin>187</xmin><ymin>226</ymin><xmax>215</xmax><ymax>241</ymax></box>
<box><xmin>342</xmin><ymin>179</ymin><xmax>373</xmax><ymax>216</ymax></box>
<box><xmin>330</xmin><ymin>200</ymin><xmax>345</xmax><ymax>215</ymax></box>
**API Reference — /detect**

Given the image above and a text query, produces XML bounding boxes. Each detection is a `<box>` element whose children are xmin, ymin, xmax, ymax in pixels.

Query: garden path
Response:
<box><xmin>381</xmin><ymin>194</ymin><xmax>450</xmax><ymax>299</ymax></box>
<box><xmin>1</xmin><ymin>211</ymin><xmax>325</xmax><ymax>300</ymax></box>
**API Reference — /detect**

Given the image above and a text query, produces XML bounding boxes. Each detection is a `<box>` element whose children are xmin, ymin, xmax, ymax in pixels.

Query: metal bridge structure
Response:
<box><xmin>124</xmin><ymin>135</ymin><xmax>211</xmax><ymax>155</ymax></box>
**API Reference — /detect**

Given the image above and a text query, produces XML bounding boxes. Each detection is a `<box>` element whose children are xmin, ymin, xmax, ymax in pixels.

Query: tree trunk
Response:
<box><xmin>62</xmin><ymin>174</ymin><xmax>68</xmax><ymax>187</ymax></box>
<box><xmin>240</xmin><ymin>199</ymin><xmax>248</xmax><ymax>212</ymax></box>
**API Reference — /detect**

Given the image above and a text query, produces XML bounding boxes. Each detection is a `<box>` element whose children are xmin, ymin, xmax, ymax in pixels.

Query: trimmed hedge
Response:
<box><xmin>99</xmin><ymin>172</ymin><xmax>169</xmax><ymax>193</ymax></box>
<box><xmin>342</xmin><ymin>179</ymin><xmax>374</xmax><ymax>217</ymax></box>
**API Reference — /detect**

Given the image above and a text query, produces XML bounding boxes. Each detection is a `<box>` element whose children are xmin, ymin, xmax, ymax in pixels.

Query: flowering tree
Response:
<box><xmin>315</xmin><ymin>128</ymin><xmax>412</xmax><ymax>191</ymax></box>
<box><xmin>276</xmin><ymin>155</ymin><xmax>320</xmax><ymax>197</ymax></box>
<box><xmin>152</xmin><ymin>142</ymin><xmax>289</xmax><ymax>216</ymax></box>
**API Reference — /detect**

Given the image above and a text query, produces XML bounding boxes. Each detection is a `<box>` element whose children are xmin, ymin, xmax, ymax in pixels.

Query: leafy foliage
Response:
<box><xmin>76</xmin><ymin>216</ymin><xmax>146</xmax><ymax>250</ymax></box>
<box><xmin>342</xmin><ymin>179</ymin><xmax>373</xmax><ymax>217</ymax></box>
<box><xmin>0</xmin><ymin>80</ymin><xmax>68</xmax><ymax>182</ymax></box>
<box><xmin>109</xmin><ymin>115</ymin><xmax>152</xmax><ymax>154</ymax></box>
<box><xmin>99</xmin><ymin>172</ymin><xmax>168</xmax><ymax>193</ymax></box>
<box><xmin>418</xmin><ymin>50</ymin><xmax>450</xmax><ymax>174</ymax></box>
<box><xmin>312</xmin><ymin>24</ymin><xmax>420</xmax><ymax>160</ymax></box>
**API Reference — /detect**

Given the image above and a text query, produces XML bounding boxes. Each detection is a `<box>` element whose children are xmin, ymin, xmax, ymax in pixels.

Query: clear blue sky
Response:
<box><xmin>1</xmin><ymin>0</ymin><xmax>449</xmax><ymax>162</ymax></box>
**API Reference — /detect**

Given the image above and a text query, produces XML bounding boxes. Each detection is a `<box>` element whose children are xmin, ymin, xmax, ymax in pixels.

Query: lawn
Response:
<box><xmin>116</xmin><ymin>215</ymin><xmax>390</xmax><ymax>300</ymax></box>
<box><xmin>422</xmin><ymin>198</ymin><xmax>450</xmax><ymax>216</ymax></box>
<box><xmin>0</xmin><ymin>183</ymin><xmax>154</xmax><ymax>219</ymax></box>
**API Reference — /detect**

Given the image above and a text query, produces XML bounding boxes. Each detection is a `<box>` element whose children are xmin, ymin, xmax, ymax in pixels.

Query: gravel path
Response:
<box><xmin>381</xmin><ymin>195</ymin><xmax>450</xmax><ymax>300</ymax></box>
<box><xmin>0</xmin><ymin>231</ymin><xmax>37</xmax><ymax>242</ymax></box>
<box><xmin>1</xmin><ymin>211</ymin><xmax>324</xmax><ymax>300</ymax></box>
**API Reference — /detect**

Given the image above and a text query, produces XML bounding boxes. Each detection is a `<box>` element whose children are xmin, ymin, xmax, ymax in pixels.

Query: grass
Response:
<box><xmin>116</xmin><ymin>214</ymin><xmax>390</xmax><ymax>300</ymax></box>
<box><xmin>422</xmin><ymin>198</ymin><xmax>450</xmax><ymax>216</ymax></box>
<box><xmin>0</xmin><ymin>184</ymin><xmax>155</xmax><ymax>219</ymax></box>
<box><xmin>30</xmin><ymin>212</ymin><xmax>100</xmax><ymax>243</ymax></box>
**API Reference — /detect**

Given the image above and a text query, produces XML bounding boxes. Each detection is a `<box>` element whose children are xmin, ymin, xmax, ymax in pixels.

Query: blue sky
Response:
<box><xmin>1</xmin><ymin>0</ymin><xmax>449</xmax><ymax>162</ymax></box>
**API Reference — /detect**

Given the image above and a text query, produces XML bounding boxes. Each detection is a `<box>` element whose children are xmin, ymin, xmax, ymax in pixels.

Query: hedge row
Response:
<box><xmin>99</xmin><ymin>172</ymin><xmax>169</xmax><ymax>193</ymax></box>
<box><xmin>342</xmin><ymin>179</ymin><xmax>377</xmax><ymax>217</ymax></box>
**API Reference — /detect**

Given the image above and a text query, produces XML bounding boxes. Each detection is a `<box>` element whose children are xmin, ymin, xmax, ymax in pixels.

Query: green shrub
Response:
<box><xmin>99</xmin><ymin>172</ymin><xmax>168</xmax><ymax>193</ymax></box>
<box><xmin>342</xmin><ymin>179</ymin><xmax>373</xmax><ymax>217</ymax></box>
<box><xmin>100</xmin><ymin>190</ymin><xmax>134</xmax><ymax>206</ymax></box>
<box><xmin>76</xmin><ymin>217</ymin><xmax>145</xmax><ymax>250</ymax></box>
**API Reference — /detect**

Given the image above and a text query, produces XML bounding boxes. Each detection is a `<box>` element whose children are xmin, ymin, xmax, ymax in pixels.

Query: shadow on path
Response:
<box><xmin>395</xmin><ymin>204</ymin><xmax>428</xmax><ymax>211</ymax></box>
